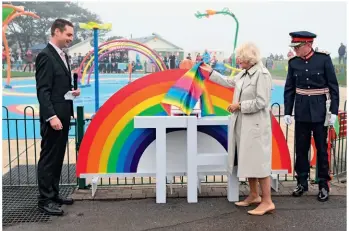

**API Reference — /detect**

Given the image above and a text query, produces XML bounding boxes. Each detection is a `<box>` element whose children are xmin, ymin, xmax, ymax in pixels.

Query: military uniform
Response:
<box><xmin>284</xmin><ymin>31</ymin><xmax>339</xmax><ymax>202</ymax></box>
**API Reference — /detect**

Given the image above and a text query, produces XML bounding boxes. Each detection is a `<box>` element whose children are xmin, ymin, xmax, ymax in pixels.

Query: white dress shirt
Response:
<box><xmin>46</xmin><ymin>42</ymin><xmax>70</xmax><ymax>122</ymax></box>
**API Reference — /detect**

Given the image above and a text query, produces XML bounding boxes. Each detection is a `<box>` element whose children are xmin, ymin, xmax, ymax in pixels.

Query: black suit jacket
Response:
<box><xmin>35</xmin><ymin>43</ymin><xmax>74</xmax><ymax>124</ymax></box>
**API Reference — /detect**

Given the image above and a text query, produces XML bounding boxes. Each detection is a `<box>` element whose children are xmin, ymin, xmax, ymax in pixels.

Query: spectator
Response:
<box><xmin>228</xmin><ymin>54</ymin><xmax>233</xmax><ymax>66</ymax></box>
<box><xmin>16</xmin><ymin>54</ymin><xmax>22</xmax><ymax>71</ymax></box>
<box><xmin>169</xmin><ymin>52</ymin><xmax>176</xmax><ymax>69</ymax></box>
<box><xmin>195</xmin><ymin>53</ymin><xmax>202</xmax><ymax>63</ymax></box>
<box><xmin>338</xmin><ymin>43</ymin><xmax>346</xmax><ymax>64</ymax></box>
<box><xmin>210</xmin><ymin>55</ymin><xmax>218</xmax><ymax>68</ymax></box>
<box><xmin>163</xmin><ymin>54</ymin><xmax>169</xmax><ymax>69</ymax></box>
<box><xmin>202</xmin><ymin>49</ymin><xmax>211</xmax><ymax>64</ymax></box>
<box><xmin>266</xmin><ymin>57</ymin><xmax>273</xmax><ymax>70</ymax></box>
<box><xmin>111</xmin><ymin>53</ymin><xmax>117</xmax><ymax>73</ymax></box>
<box><xmin>186</xmin><ymin>53</ymin><xmax>191</xmax><ymax>60</ymax></box>
<box><xmin>175</xmin><ymin>53</ymin><xmax>180</xmax><ymax>68</ymax></box>
<box><xmin>23</xmin><ymin>49</ymin><xmax>33</xmax><ymax>72</ymax></box>
<box><xmin>77</xmin><ymin>52</ymin><xmax>83</xmax><ymax>65</ymax></box>
<box><xmin>72</xmin><ymin>53</ymin><xmax>78</xmax><ymax>69</ymax></box>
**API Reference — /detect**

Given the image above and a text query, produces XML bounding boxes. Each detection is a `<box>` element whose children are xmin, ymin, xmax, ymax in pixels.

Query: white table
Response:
<box><xmin>134</xmin><ymin>115</ymin><xmax>239</xmax><ymax>203</ymax></box>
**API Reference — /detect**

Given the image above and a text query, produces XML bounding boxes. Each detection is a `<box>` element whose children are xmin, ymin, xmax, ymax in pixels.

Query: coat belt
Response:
<box><xmin>296</xmin><ymin>87</ymin><xmax>329</xmax><ymax>96</ymax></box>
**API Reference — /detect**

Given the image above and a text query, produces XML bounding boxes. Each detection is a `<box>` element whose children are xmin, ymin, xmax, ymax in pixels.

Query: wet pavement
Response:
<box><xmin>4</xmin><ymin>195</ymin><xmax>346</xmax><ymax>231</ymax></box>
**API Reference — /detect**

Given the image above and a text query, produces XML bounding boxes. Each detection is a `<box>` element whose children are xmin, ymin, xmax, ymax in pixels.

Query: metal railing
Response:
<box><xmin>2</xmin><ymin>105</ymin><xmax>78</xmax><ymax>186</ymax></box>
<box><xmin>2</xmin><ymin>101</ymin><xmax>347</xmax><ymax>187</ymax></box>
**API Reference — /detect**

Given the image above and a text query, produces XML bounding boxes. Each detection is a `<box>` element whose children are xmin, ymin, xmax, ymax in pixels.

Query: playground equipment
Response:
<box><xmin>78</xmin><ymin>40</ymin><xmax>167</xmax><ymax>86</ymax></box>
<box><xmin>195</xmin><ymin>8</ymin><xmax>239</xmax><ymax>68</ymax></box>
<box><xmin>224</xmin><ymin>63</ymin><xmax>242</xmax><ymax>76</ymax></box>
<box><xmin>134</xmin><ymin>53</ymin><xmax>143</xmax><ymax>71</ymax></box>
<box><xmin>79</xmin><ymin>21</ymin><xmax>112</xmax><ymax>112</ymax></box>
<box><xmin>2</xmin><ymin>4</ymin><xmax>39</xmax><ymax>88</ymax></box>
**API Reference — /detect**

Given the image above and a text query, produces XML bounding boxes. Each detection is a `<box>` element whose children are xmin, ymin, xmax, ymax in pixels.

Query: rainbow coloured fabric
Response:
<box><xmin>161</xmin><ymin>62</ymin><xmax>214</xmax><ymax>116</ymax></box>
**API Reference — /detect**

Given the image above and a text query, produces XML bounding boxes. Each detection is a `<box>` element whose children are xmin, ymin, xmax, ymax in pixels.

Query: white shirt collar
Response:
<box><xmin>49</xmin><ymin>41</ymin><xmax>64</xmax><ymax>56</ymax></box>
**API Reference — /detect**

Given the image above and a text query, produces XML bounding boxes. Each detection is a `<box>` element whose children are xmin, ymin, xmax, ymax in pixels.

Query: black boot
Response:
<box><xmin>292</xmin><ymin>184</ymin><xmax>308</xmax><ymax>197</ymax></box>
<box><xmin>53</xmin><ymin>196</ymin><xmax>74</xmax><ymax>205</ymax></box>
<box><xmin>317</xmin><ymin>181</ymin><xmax>329</xmax><ymax>202</ymax></box>
<box><xmin>292</xmin><ymin>176</ymin><xmax>308</xmax><ymax>197</ymax></box>
<box><xmin>38</xmin><ymin>201</ymin><xmax>64</xmax><ymax>216</ymax></box>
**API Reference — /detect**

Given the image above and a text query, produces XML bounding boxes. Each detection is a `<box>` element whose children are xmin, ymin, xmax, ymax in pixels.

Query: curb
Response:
<box><xmin>71</xmin><ymin>183</ymin><xmax>346</xmax><ymax>201</ymax></box>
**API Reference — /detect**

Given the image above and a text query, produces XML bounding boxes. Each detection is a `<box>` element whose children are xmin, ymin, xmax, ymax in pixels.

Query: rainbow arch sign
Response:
<box><xmin>76</xmin><ymin>69</ymin><xmax>292</xmax><ymax>176</ymax></box>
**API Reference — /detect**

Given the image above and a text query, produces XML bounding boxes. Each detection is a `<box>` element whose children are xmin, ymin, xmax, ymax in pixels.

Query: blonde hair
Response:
<box><xmin>235</xmin><ymin>42</ymin><xmax>261</xmax><ymax>65</ymax></box>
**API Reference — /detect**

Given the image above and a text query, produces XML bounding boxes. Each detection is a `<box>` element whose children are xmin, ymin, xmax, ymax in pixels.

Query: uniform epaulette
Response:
<box><xmin>288</xmin><ymin>56</ymin><xmax>298</xmax><ymax>62</ymax></box>
<box><xmin>315</xmin><ymin>50</ymin><xmax>330</xmax><ymax>55</ymax></box>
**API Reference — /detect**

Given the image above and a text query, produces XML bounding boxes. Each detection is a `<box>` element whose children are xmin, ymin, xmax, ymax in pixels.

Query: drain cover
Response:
<box><xmin>3</xmin><ymin>164</ymin><xmax>76</xmax><ymax>186</ymax></box>
<box><xmin>2</xmin><ymin>186</ymin><xmax>75</xmax><ymax>227</ymax></box>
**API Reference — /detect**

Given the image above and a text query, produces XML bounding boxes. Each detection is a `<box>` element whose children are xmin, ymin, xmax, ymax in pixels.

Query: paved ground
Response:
<box><xmin>70</xmin><ymin>180</ymin><xmax>347</xmax><ymax>201</ymax></box>
<box><xmin>4</xmin><ymin>196</ymin><xmax>346</xmax><ymax>231</ymax></box>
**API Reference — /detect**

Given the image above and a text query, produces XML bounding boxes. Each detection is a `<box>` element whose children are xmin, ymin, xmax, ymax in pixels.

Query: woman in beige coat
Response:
<box><xmin>200</xmin><ymin>42</ymin><xmax>275</xmax><ymax>215</ymax></box>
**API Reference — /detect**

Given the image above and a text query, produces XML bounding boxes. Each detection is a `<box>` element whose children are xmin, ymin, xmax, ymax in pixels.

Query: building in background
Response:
<box><xmin>130</xmin><ymin>33</ymin><xmax>184</xmax><ymax>62</ymax></box>
<box><xmin>67</xmin><ymin>33</ymin><xmax>184</xmax><ymax>65</ymax></box>
<box><xmin>67</xmin><ymin>37</ymin><xmax>105</xmax><ymax>56</ymax></box>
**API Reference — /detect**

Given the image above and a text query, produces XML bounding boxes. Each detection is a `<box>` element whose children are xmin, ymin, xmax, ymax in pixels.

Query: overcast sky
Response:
<box><xmin>79</xmin><ymin>1</ymin><xmax>347</xmax><ymax>57</ymax></box>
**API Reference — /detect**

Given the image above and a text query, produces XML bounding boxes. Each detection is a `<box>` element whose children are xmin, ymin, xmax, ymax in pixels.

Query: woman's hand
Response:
<box><xmin>199</xmin><ymin>63</ymin><xmax>212</xmax><ymax>73</ymax></box>
<box><xmin>227</xmin><ymin>103</ymin><xmax>240</xmax><ymax>113</ymax></box>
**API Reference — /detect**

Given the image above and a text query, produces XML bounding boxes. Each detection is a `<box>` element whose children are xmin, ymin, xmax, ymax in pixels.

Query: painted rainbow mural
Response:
<box><xmin>76</xmin><ymin>69</ymin><xmax>292</xmax><ymax>176</ymax></box>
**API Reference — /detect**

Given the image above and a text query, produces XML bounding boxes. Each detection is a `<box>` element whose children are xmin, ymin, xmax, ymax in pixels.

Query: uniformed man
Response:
<box><xmin>283</xmin><ymin>31</ymin><xmax>339</xmax><ymax>202</ymax></box>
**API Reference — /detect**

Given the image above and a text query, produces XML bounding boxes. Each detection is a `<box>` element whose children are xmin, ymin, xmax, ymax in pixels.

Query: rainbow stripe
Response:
<box><xmin>76</xmin><ymin>69</ymin><xmax>292</xmax><ymax>175</ymax></box>
<box><xmin>162</xmin><ymin>62</ymin><xmax>214</xmax><ymax>116</ymax></box>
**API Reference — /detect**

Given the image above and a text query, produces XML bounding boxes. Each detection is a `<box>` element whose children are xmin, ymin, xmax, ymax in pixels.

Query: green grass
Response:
<box><xmin>2</xmin><ymin>70</ymin><xmax>35</xmax><ymax>78</ymax></box>
<box><xmin>336</xmin><ymin>73</ymin><xmax>346</xmax><ymax>86</ymax></box>
<box><xmin>269</xmin><ymin>69</ymin><xmax>287</xmax><ymax>79</ymax></box>
<box><xmin>269</xmin><ymin>63</ymin><xmax>347</xmax><ymax>87</ymax></box>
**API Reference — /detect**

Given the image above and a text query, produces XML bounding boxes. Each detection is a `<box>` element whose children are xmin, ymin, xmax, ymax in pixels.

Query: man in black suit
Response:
<box><xmin>169</xmin><ymin>52</ymin><xmax>176</xmax><ymax>69</ymax></box>
<box><xmin>35</xmin><ymin>19</ymin><xmax>80</xmax><ymax>216</ymax></box>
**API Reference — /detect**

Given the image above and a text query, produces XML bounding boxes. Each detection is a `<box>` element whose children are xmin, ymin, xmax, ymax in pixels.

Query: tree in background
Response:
<box><xmin>3</xmin><ymin>1</ymin><xmax>103</xmax><ymax>52</ymax></box>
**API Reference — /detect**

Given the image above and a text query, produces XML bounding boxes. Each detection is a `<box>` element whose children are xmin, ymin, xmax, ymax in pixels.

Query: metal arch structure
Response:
<box><xmin>76</xmin><ymin>39</ymin><xmax>168</xmax><ymax>85</ymax></box>
<box><xmin>195</xmin><ymin>7</ymin><xmax>239</xmax><ymax>68</ymax></box>
<box><xmin>2</xmin><ymin>4</ymin><xmax>39</xmax><ymax>88</ymax></box>
<box><xmin>85</xmin><ymin>47</ymin><xmax>164</xmax><ymax>85</ymax></box>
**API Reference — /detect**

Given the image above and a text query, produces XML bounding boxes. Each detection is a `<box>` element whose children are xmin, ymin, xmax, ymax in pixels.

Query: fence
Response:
<box><xmin>2</xmin><ymin>106</ymin><xmax>78</xmax><ymax>186</ymax></box>
<box><xmin>2</xmin><ymin>102</ymin><xmax>347</xmax><ymax>187</ymax></box>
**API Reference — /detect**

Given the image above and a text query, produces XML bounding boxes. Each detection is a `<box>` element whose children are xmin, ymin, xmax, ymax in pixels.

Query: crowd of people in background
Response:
<box><xmin>2</xmin><ymin>44</ymin><xmax>347</xmax><ymax>74</ymax></box>
<box><xmin>2</xmin><ymin>48</ymin><xmax>37</xmax><ymax>72</ymax></box>
<box><xmin>69</xmin><ymin>51</ymin><xmax>130</xmax><ymax>74</ymax></box>
<box><xmin>265</xmin><ymin>53</ymin><xmax>285</xmax><ymax>70</ymax></box>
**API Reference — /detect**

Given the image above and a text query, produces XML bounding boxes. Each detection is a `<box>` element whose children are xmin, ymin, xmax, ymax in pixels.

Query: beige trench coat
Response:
<box><xmin>209</xmin><ymin>61</ymin><xmax>272</xmax><ymax>178</ymax></box>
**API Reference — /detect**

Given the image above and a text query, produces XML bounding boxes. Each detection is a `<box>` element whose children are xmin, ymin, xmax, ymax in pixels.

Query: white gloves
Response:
<box><xmin>284</xmin><ymin>115</ymin><xmax>292</xmax><ymax>125</ymax></box>
<box><xmin>328</xmin><ymin>114</ymin><xmax>337</xmax><ymax>126</ymax></box>
<box><xmin>284</xmin><ymin>114</ymin><xmax>336</xmax><ymax>126</ymax></box>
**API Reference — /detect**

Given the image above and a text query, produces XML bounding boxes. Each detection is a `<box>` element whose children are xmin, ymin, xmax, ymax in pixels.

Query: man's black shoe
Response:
<box><xmin>38</xmin><ymin>202</ymin><xmax>64</xmax><ymax>216</ymax></box>
<box><xmin>53</xmin><ymin>196</ymin><xmax>74</xmax><ymax>205</ymax></box>
<box><xmin>317</xmin><ymin>188</ymin><xmax>329</xmax><ymax>202</ymax></box>
<box><xmin>292</xmin><ymin>184</ymin><xmax>308</xmax><ymax>197</ymax></box>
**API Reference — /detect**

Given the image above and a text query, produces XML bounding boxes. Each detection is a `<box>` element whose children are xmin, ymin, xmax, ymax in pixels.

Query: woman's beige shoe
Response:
<box><xmin>234</xmin><ymin>196</ymin><xmax>262</xmax><ymax>207</ymax></box>
<box><xmin>247</xmin><ymin>204</ymin><xmax>275</xmax><ymax>216</ymax></box>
